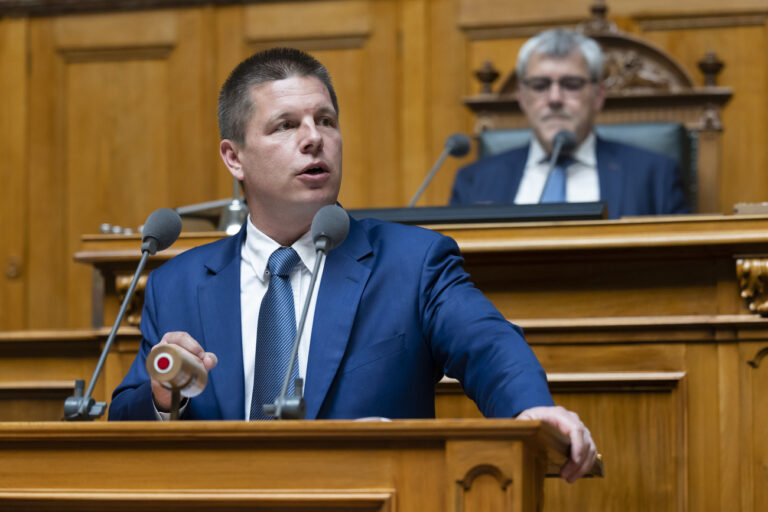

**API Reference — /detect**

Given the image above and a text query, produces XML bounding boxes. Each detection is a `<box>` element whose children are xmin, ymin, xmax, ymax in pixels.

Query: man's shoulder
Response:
<box><xmin>351</xmin><ymin>217</ymin><xmax>455</xmax><ymax>257</ymax></box>
<box><xmin>150</xmin><ymin>232</ymin><xmax>239</xmax><ymax>280</ymax></box>
<box><xmin>597</xmin><ymin>137</ymin><xmax>677</xmax><ymax>168</ymax></box>
<box><xmin>354</xmin><ymin>216</ymin><xmax>445</xmax><ymax>243</ymax></box>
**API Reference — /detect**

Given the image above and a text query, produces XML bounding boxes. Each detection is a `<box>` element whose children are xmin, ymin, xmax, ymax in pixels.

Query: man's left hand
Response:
<box><xmin>517</xmin><ymin>405</ymin><xmax>597</xmax><ymax>482</ymax></box>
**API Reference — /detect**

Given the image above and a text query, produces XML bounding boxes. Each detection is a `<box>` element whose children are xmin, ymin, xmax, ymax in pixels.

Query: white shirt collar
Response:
<box><xmin>242</xmin><ymin>216</ymin><xmax>317</xmax><ymax>282</ymax></box>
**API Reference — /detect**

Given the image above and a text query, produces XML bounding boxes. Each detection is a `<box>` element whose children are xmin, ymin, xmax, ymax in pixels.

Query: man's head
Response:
<box><xmin>218</xmin><ymin>48</ymin><xmax>342</xmax><ymax>245</ymax></box>
<box><xmin>515</xmin><ymin>29</ymin><xmax>606</xmax><ymax>153</ymax></box>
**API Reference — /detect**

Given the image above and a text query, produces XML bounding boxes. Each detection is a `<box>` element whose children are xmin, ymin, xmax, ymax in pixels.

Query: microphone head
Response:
<box><xmin>311</xmin><ymin>205</ymin><xmax>350</xmax><ymax>253</ymax></box>
<box><xmin>141</xmin><ymin>208</ymin><xmax>182</xmax><ymax>255</ymax></box>
<box><xmin>445</xmin><ymin>133</ymin><xmax>471</xmax><ymax>158</ymax></box>
<box><xmin>553</xmin><ymin>130</ymin><xmax>578</xmax><ymax>155</ymax></box>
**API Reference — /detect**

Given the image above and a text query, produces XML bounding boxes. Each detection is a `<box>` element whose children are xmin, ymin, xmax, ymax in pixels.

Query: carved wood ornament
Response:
<box><xmin>736</xmin><ymin>258</ymin><xmax>768</xmax><ymax>316</ymax></box>
<box><xmin>115</xmin><ymin>274</ymin><xmax>147</xmax><ymax>327</ymax></box>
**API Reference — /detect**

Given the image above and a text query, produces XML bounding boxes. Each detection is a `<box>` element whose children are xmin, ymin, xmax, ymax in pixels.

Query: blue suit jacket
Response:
<box><xmin>109</xmin><ymin>216</ymin><xmax>553</xmax><ymax>421</ymax></box>
<box><xmin>450</xmin><ymin>137</ymin><xmax>689</xmax><ymax>219</ymax></box>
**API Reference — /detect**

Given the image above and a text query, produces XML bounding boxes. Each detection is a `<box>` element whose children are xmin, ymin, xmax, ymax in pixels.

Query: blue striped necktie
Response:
<box><xmin>250</xmin><ymin>247</ymin><xmax>301</xmax><ymax>420</ymax></box>
<box><xmin>539</xmin><ymin>156</ymin><xmax>574</xmax><ymax>203</ymax></box>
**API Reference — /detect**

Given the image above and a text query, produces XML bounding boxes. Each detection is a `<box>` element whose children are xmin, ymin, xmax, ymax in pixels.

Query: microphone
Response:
<box><xmin>311</xmin><ymin>203</ymin><xmax>350</xmax><ymax>252</ymax></box>
<box><xmin>64</xmin><ymin>208</ymin><xmax>183</xmax><ymax>421</ymax></box>
<box><xmin>263</xmin><ymin>204</ymin><xmax>350</xmax><ymax>420</ymax></box>
<box><xmin>407</xmin><ymin>133</ymin><xmax>471</xmax><ymax>207</ymax></box>
<box><xmin>547</xmin><ymin>130</ymin><xmax>578</xmax><ymax>168</ymax></box>
<box><xmin>141</xmin><ymin>208</ymin><xmax>183</xmax><ymax>255</ymax></box>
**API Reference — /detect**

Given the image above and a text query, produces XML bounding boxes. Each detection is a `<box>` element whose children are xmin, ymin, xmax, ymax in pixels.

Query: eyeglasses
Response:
<box><xmin>521</xmin><ymin>76</ymin><xmax>592</xmax><ymax>93</ymax></box>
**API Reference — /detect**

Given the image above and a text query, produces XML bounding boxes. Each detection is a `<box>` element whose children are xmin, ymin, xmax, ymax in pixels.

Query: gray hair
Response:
<box><xmin>218</xmin><ymin>47</ymin><xmax>339</xmax><ymax>146</ymax></box>
<box><xmin>515</xmin><ymin>29</ymin><xmax>604</xmax><ymax>82</ymax></box>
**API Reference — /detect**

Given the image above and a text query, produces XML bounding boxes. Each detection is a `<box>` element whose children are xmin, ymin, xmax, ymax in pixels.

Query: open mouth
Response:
<box><xmin>300</xmin><ymin>163</ymin><xmax>329</xmax><ymax>176</ymax></box>
<box><xmin>303</xmin><ymin>166</ymin><xmax>326</xmax><ymax>175</ymax></box>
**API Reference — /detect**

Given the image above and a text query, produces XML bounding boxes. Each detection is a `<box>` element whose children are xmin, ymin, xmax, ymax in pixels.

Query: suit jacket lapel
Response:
<box><xmin>198</xmin><ymin>225</ymin><xmax>246</xmax><ymax>420</ymax></box>
<box><xmin>304</xmin><ymin>218</ymin><xmax>372</xmax><ymax>419</ymax></box>
<box><xmin>505</xmin><ymin>146</ymin><xmax>527</xmax><ymax>202</ymax></box>
<box><xmin>596</xmin><ymin>136</ymin><xmax>623</xmax><ymax>218</ymax></box>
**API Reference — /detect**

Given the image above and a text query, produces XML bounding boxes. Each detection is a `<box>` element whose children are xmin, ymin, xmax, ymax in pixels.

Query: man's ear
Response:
<box><xmin>220</xmin><ymin>139</ymin><xmax>244</xmax><ymax>180</ymax></box>
<box><xmin>593</xmin><ymin>81</ymin><xmax>607</xmax><ymax>112</ymax></box>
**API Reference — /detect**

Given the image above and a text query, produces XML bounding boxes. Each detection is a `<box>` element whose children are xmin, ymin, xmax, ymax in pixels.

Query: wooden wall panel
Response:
<box><xmin>544</xmin><ymin>390</ymin><xmax>684</xmax><ymax>512</ymax></box>
<box><xmin>742</xmin><ymin>341</ymin><xmax>768</xmax><ymax>511</ymax></box>
<box><xmin>27</xmin><ymin>9</ymin><xmax>219</xmax><ymax>329</ymax></box>
<box><xmin>642</xmin><ymin>24</ymin><xmax>768</xmax><ymax>212</ymax></box>
<box><xmin>0</xmin><ymin>17</ymin><xmax>28</xmax><ymax>331</ymax></box>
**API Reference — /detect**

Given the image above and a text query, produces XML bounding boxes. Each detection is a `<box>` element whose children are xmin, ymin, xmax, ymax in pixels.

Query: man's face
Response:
<box><xmin>221</xmin><ymin>75</ymin><xmax>342</xmax><ymax>234</ymax></box>
<box><xmin>517</xmin><ymin>51</ymin><xmax>605</xmax><ymax>153</ymax></box>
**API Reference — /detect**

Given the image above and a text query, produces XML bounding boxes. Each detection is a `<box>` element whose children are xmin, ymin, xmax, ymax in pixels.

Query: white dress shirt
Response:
<box><xmin>514</xmin><ymin>132</ymin><xmax>600</xmax><ymax>204</ymax></box>
<box><xmin>240</xmin><ymin>217</ymin><xmax>325</xmax><ymax>420</ymax></box>
<box><xmin>155</xmin><ymin>217</ymin><xmax>326</xmax><ymax>421</ymax></box>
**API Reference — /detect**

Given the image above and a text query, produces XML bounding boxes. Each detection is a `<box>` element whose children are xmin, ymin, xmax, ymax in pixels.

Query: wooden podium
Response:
<box><xmin>0</xmin><ymin>419</ymin><xmax>580</xmax><ymax>512</ymax></box>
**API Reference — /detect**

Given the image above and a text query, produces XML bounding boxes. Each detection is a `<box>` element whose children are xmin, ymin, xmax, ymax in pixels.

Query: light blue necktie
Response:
<box><xmin>539</xmin><ymin>156</ymin><xmax>574</xmax><ymax>203</ymax></box>
<box><xmin>250</xmin><ymin>247</ymin><xmax>301</xmax><ymax>420</ymax></box>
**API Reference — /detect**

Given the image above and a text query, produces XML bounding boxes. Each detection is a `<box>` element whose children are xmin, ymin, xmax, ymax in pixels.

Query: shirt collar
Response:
<box><xmin>243</xmin><ymin>216</ymin><xmax>316</xmax><ymax>282</ymax></box>
<box><xmin>526</xmin><ymin>131</ymin><xmax>597</xmax><ymax>167</ymax></box>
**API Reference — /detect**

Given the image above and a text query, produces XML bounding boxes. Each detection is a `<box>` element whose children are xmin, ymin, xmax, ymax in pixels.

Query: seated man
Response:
<box><xmin>450</xmin><ymin>29</ymin><xmax>689</xmax><ymax>219</ymax></box>
<box><xmin>109</xmin><ymin>47</ymin><xmax>597</xmax><ymax>482</ymax></box>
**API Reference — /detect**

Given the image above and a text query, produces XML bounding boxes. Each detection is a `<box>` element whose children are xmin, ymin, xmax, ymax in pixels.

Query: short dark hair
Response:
<box><xmin>217</xmin><ymin>47</ymin><xmax>339</xmax><ymax>145</ymax></box>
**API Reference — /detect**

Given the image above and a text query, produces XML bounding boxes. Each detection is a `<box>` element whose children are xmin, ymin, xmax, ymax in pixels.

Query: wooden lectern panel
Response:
<box><xmin>0</xmin><ymin>419</ymin><xmax>577</xmax><ymax>512</ymax></box>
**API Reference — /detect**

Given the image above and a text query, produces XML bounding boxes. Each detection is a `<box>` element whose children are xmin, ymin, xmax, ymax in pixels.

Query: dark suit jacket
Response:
<box><xmin>109</xmin><ymin>216</ymin><xmax>553</xmax><ymax>420</ymax></box>
<box><xmin>450</xmin><ymin>137</ymin><xmax>689</xmax><ymax>219</ymax></box>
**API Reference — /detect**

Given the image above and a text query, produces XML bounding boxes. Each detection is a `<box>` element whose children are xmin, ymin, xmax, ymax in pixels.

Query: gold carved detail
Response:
<box><xmin>115</xmin><ymin>274</ymin><xmax>148</xmax><ymax>327</ymax></box>
<box><xmin>736</xmin><ymin>258</ymin><xmax>768</xmax><ymax>316</ymax></box>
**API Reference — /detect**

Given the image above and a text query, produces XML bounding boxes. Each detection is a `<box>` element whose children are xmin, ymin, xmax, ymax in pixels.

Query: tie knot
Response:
<box><xmin>267</xmin><ymin>247</ymin><xmax>300</xmax><ymax>278</ymax></box>
<box><xmin>555</xmin><ymin>154</ymin><xmax>576</xmax><ymax>168</ymax></box>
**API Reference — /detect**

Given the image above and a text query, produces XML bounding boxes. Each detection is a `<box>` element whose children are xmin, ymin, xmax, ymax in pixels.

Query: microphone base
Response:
<box><xmin>263</xmin><ymin>379</ymin><xmax>306</xmax><ymax>420</ymax></box>
<box><xmin>262</xmin><ymin>397</ymin><xmax>306</xmax><ymax>420</ymax></box>
<box><xmin>63</xmin><ymin>380</ymin><xmax>107</xmax><ymax>421</ymax></box>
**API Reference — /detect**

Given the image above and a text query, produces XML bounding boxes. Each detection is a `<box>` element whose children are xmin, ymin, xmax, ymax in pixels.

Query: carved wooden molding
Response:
<box><xmin>454</xmin><ymin>463</ymin><xmax>513</xmax><ymax>512</ymax></box>
<box><xmin>736</xmin><ymin>258</ymin><xmax>768</xmax><ymax>316</ymax></box>
<box><xmin>747</xmin><ymin>346</ymin><xmax>768</xmax><ymax>369</ymax></box>
<box><xmin>0</xmin><ymin>489</ymin><xmax>395</xmax><ymax>510</ymax></box>
<box><xmin>439</xmin><ymin>371</ymin><xmax>685</xmax><ymax>394</ymax></box>
<box><xmin>456</xmin><ymin>463</ymin><xmax>512</xmax><ymax>491</ymax></box>
<box><xmin>58</xmin><ymin>45</ymin><xmax>175</xmax><ymax>64</ymax></box>
<box><xmin>637</xmin><ymin>11</ymin><xmax>768</xmax><ymax>32</ymax></box>
<box><xmin>0</xmin><ymin>0</ymin><xmax>258</xmax><ymax>17</ymax></box>
<box><xmin>0</xmin><ymin>380</ymin><xmax>75</xmax><ymax>396</ymax></box>
<box><xmin>115</xmin><ymin>273</ymin><xmax>147</xmax><ymax>327</ymax></box>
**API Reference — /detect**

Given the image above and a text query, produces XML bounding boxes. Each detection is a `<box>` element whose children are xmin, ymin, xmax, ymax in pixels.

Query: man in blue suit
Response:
<box><xmin>450</xmin><ymin>29</ymin><xmax>689</xmax><ymax>219</ymax></box>
<box><xmin>109</xmin><ymin>48</ymin><xmax>597</xmax><ymax>481</ymax></box>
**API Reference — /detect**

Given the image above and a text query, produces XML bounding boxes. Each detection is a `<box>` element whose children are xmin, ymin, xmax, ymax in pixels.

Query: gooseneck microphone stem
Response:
<box><xmin>264</xmin><ymin>204</ymin><xmax>350</xmax><ymax>420</ymax></box>
<box><xmin>267</xmin><ymin>249</ymin><xmax>325</xmax><ymax>420</ymax></box>
<box><xmin>65</xmin><ymin>208</ymin><xmax>182</xmax><ymax>421</ymax></box>
<box><xmin>408</xmin><ymin>133</ymin><xmax>471</xmax><ymax>208</ymax></box>
<box><xmin>407</xmin><ymin>151</ymin><xmax>450</xmax><ymax>208</ymax></box>
<box><xmin>64</xmin><ymin>250</ymin><xmax>150</xmax><ymax>421</ymax></box>
<box><xmin>548</xmin><ymin>137</ymin><xmax>566</xmax><ymax>170</ymax></box>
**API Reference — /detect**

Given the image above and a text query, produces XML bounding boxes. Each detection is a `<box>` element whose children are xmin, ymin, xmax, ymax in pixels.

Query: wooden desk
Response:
<box><xmin>0</xmin><ymin>419</ymin><xmax>575</xmax><ymax>512</ymax></box>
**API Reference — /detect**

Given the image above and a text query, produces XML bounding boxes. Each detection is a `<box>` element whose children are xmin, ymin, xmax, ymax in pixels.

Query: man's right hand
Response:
<box><xmin>149</xmin><ymin>331</ymin><xmax>218</xmax><ymax>411</ymax></box>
